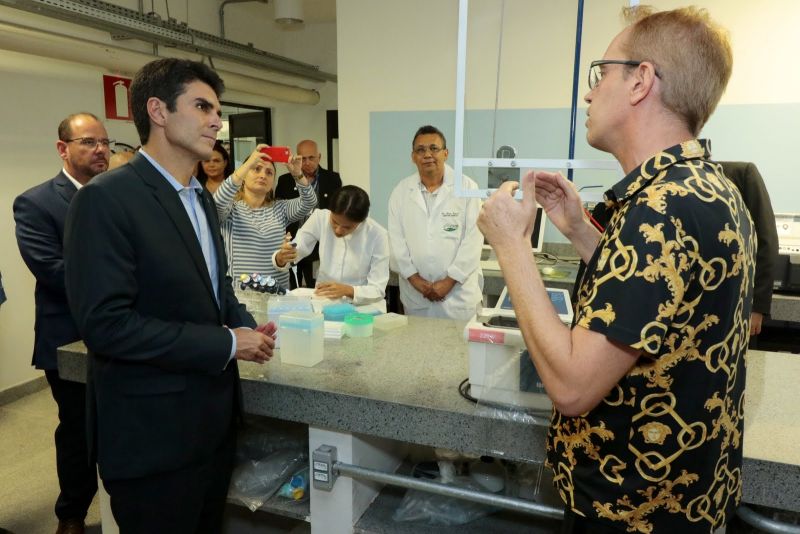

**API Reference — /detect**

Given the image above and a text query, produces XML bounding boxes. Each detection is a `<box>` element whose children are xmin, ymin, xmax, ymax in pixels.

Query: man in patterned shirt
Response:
<box><xmin>479</xmin><ymin>6</ymin><xmax>754</xmax><ymax>534</ymax></box>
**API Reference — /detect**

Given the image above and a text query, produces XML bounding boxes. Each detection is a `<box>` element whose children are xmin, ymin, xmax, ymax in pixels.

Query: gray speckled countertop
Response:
<box><xmin>771</xmin><ymin>293</ymin><xmax>800</xmax><ymax>322</ymax></box>
<box><xmin>58</xmin><ymin>317</ymin><xmax>800</xmax><ymax>513</ymax></box>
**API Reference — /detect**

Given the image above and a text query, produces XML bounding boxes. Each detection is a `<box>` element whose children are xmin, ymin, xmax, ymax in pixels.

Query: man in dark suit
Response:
<box><xmin>14</xmin><ymin>112</ymin><xmax>110</xmax><ymax>534</ymax></box>
<box><xmin>719</xmin><ymin>161</ymin><xmax>779</xmax><ymax>336</ymax></box>
<box><xmin>64</xmin><ymin>59</ymin><xmax>276</xmax><ymax>534</ymax></box>
<box><xmin>275</xmin><ymin>139</ymin><xmax>342</xmax><ymax>287</ymax></box>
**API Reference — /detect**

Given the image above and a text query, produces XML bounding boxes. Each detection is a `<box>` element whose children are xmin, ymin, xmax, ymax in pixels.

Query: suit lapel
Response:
<box><xmin>54</xmin><ymin>172</ymin><xmax>77</xmax><ymax>204</ymax></box>
<box><xmin>130</xmin><ymin>155</ymin><xmax>218</xmax><ymax>308</ymax></box>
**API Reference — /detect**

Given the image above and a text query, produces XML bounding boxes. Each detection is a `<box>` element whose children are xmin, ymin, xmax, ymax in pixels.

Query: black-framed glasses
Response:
<box><xmin>64</xmin><ymin>137</ymin><xmax>114</xmax><ymax>148</ymax></box>
<box><xmin>413</xmin><ymin>145</ymin><xmax>445</xmax><ymax>156</ymax></box>
<box><xmin>588</xmin><ymin>60</ymin><xmax>644</xmax><ymax>90</ymax></box>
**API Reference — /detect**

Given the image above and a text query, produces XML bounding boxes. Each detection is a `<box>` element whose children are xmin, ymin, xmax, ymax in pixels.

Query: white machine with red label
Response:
<box><xmin>464</xmin><ymin>287</ymin><xmax>573</xmax><ymax>411</ymax></box>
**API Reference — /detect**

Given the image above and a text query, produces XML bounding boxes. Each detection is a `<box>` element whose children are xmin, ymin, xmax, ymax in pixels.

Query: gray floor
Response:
<box><xmin>0</xmin><ymin>387</ymin><xmax>101</xmax><ymax>534</ymax></box>
<box><xmin>0</xmin><ymin>387</ymin><xmax>308</xmax><ymax>534</ymax></box>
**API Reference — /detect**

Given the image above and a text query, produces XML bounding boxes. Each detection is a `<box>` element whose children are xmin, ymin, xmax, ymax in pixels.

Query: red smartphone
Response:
<box><xmin>259</xmin><ymin>146</ymin><xmax>291</xmax><ymax>163</ymax></box>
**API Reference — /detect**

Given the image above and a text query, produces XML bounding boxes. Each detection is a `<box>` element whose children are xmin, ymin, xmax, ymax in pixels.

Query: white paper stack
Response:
<box><xmin>323</xmin><ymin>320</ymin><xmax>345</xmax><ymax>339</ymax></box>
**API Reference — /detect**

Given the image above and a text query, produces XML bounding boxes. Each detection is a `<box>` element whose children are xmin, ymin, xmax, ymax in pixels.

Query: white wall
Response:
<box><xmin>0</xmin><ymin>1</ymin><xmax>336</xmax><ymax>392</ymax></box>
<box><xmin>336</xmin><ymin>0</ymin><xmax>800</xmax><ymax>190</ymax></box>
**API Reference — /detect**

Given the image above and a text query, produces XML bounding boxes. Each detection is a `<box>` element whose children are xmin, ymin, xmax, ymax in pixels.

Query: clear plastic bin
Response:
<box><xmin>373</xmin><ymin>312</ymin><xmax>408</xmax><ymax>331</ymax></box>
<box><xmin>280</xmin><ymin>311</ymin><xmax>324</xmax><ymax>367</ymax></box>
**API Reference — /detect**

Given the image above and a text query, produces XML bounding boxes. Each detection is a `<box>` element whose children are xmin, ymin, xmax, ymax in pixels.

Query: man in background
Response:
<box><xmin>14</xmin><ymin>112</ymin><xmax>110</xmax><ymax>534</ymax></box>
<box><xmin>388</xmin><ymin>125</ymin><xmax>483</xmax><ymax>321</ymax></box>
<box><xmin>719</xmin><ymin>161</ymin><xmax>779</xmax><ymax>336</ymax></box>
<box><xmin>275</xmin><ymin>139</ymin><xmax>342</xmax><ymax>288</ymax></box>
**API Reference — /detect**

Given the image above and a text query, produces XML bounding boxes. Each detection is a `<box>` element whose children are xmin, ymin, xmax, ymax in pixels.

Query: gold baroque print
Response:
<box><xmin>592</xmin><ymin>470</ymin><xmax>699</xmax><ymax>534</ymax></box>
<box><xmin>685</xmin><ymin>454</ymin><xmax>741</xmax><ymax>527</ymax></box>
<box><xmin>551</xmin><ymin>418</ymin><xmax>615</xmax><ymax>468</ymax></box>
<box><xmin>704</xmin><ymin>392</ymin><xmax>742</xmax><ymax>451</ymax></box>
<box><xmin>631</xmin><ymin>313</ymin><xmax>719</xmax><ymax>389</ymax></box>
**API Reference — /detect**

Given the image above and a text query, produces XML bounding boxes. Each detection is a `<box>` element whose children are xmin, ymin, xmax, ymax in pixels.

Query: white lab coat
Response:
<box><xmin>274</xmin><ymin>209</ymin><xmax>390</xmax><ymax>310</ymax></box>
<box><xmin>388</xmin><ymin>165</ymin><xmax>483</xmax><ymax>320</ymax></box>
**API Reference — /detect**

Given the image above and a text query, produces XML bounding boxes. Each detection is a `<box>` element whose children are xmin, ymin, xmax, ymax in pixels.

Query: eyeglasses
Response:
<box><xmin>413</xmin><ymin>145</ymin><xmax>445</xmax><ymax>156</ymax></box>
<box><xmin>588</xmin><ymin>60</ymin><xmax>657</xmax><ymax>90</ymax></box>
<box><xmin>64</xmin><ymin>137</ymin><xmax>114</xmax><ymax>148</ymax></box>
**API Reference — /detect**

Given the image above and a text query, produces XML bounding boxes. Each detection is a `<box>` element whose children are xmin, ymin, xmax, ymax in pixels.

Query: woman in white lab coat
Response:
<box><xmin>273</xmin><ymin>185</ymin><xmax>390</xmax><ymax>311</ymax></box>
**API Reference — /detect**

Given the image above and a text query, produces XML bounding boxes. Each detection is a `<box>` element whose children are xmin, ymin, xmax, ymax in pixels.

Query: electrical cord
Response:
<box><xmin>458</xmin><ymin>377</ymin><xmax>478</xmax><ymax>403</ymax></box>
<box><xmin>458</xmin><ymin>378</ymin><xmax>553</xmax><ymax>417</ymax></box>
<box><xmin>534</xmin><ymin>252</ymin><xmax>581</xmax><ymax>265</ymax></box>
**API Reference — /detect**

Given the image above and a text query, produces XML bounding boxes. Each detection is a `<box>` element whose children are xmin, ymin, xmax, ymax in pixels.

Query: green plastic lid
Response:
<box><xmin>344</xmin><ymin>313</ymin><xmax>374</xmax><ymax>325</ymax></box>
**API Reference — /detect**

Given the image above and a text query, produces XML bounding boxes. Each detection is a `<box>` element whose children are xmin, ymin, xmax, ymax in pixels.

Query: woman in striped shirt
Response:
<box><xmin>214</xmin><ymin>146</ymin><xmax>317</xmax><ymax>289</ymax></box>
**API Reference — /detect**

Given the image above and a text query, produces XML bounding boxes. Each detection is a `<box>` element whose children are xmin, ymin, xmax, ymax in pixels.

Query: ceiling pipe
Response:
<box><xmin>0</xmin><ymin>0</ymin><xmax>336</xmax><ymax>83</ymax></box>
<box><xmin>0</xmin><ymin>21</ymin><xmax>321</xmax><ymax>106</ymax></box>
<box><xmin>219</xmin><ymin>0</ymin><xmax>268</xmax><ymax>40</ymax></box>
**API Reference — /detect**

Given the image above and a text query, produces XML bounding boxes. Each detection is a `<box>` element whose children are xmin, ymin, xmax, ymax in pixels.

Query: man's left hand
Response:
<box><xmin>429</xmin><ymin>277</ymin><xmax>457</xmax><ymax>301</ymax></box>
<box><xmin>478</xmin><ymin>171</ymin><xmax>537</xmax><ymax>252</ymax></box>
<box><xmin>750</xmin><ymin>312</ymin><xmax>763</xmax><ymax>336</ymax></box>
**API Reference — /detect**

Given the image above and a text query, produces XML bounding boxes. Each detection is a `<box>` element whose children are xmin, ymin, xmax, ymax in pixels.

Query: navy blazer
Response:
<box><xmin>14</xmin><ymin>172</ymin><xmax>81</xmax><ymax>370</ymax></box>
<box><xmin>64</xmin><ymin>153</ymin><xmax>255</xmax><ymax>481</ymax></box>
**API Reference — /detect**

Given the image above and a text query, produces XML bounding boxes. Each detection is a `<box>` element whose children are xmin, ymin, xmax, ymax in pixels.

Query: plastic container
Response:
<box><xmin>322</xmin><ymin>302</ymin><xmax>356</xmax><ymax>322</ymax></box>
<box><xmin>234</xmin><ymin>289</ymin><xmax>270</xmax><ymax>324</ymax></box>
<box><xmin>279</xmin><ymin>311</ymin><xmax>324</xmax><ymax>367</ymax></box>
<box><xmin>469</xmin><ymin>459</ymin><xmax>505</xmax><ymax>493</ymax></box>
<box><xmin>373</xmin><ymin>312</ymin><xmax>408</xmax><ymax>331</ymax></box>
<box><xmin>344</xmin><ymin>313</ymin><xmax>374</xmax><ymax>338</ymax></box>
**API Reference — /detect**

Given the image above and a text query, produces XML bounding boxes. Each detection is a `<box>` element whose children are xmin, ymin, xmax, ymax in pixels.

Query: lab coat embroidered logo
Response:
<box><xmin>443</xmin><ymin>223</ymin><xmax>459</xmax><ymax>232</ymax></box>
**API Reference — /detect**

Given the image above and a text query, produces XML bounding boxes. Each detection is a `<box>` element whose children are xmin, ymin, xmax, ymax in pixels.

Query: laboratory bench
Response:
<box><xmin>59</xmin><ymin>310</ymin><xmax>800</xmax><ymax>533</ymax></box>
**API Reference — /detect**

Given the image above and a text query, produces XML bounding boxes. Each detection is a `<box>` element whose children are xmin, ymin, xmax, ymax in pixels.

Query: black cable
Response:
<box><xmin>458</xmin><ymin>378</ymin><xmax>553</xmax><ymax>417</ymax></box>
<box><xmin>458</xmin><ymin>377</ymin><xmax>478</xmax><ymax>403</ymax></box>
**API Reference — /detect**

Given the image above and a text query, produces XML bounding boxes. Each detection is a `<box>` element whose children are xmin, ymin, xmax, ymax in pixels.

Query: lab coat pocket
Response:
<box><xmin>438</xmin><ymin>210</ymin><xmax>462</xmax><ymax>239</ymax></box>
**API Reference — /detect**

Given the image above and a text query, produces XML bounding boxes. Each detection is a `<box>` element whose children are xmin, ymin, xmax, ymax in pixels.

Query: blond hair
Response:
<box><xmin>622</xmin><ymin>6</ymin><xmax>732</xmax><ymax>136</ymax></box>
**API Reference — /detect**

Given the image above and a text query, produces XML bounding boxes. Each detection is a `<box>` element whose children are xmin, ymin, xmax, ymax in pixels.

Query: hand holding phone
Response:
<box><xmin>259</xmin><ymin>146</ymin><xmax>291</xmax><ymax>163</ymax></box>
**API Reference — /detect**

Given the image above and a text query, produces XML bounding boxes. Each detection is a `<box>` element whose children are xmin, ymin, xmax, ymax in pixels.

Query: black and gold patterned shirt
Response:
<box><xmin>547</xmin><ymin>140</ymin><xmax>756</xmax><ymax>533</ymax></box>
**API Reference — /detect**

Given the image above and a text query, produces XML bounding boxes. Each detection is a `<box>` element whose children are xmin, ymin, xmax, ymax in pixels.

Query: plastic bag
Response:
<box><xmin>392</xmin><ymin>475</ymin><xmax>498</xmax><ymax>526</ymax></box>
<box><xmin>236</xmin><ymin>430</ymin><xmax>304</xmax><ymax>462</ymax></box>
<box><xmin>228</xmin><ymin>448</ymin><xmax>307</xmax><ymax>512</ymax></box>
<box><xmin>277</xmin><ymin>466</ymin><xmax>309</xmax><ymax>501</ymax></box>
<box><xmin>472</xmin><ymin>345</ymin><xmax>553</xmax><ymax>426</ymax></box>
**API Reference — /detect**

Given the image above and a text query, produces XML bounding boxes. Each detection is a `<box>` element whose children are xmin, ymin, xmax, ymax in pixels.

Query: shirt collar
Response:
<box><xmin>61</xmin><ymin>168</ymin><xmax>84</xmax><ymax>190</ymax></box>
<box><xmin>416</xmin><ymin>163</ymin><xmax>454</xmax><ymax>192</ymax></box>
<box><xmin>604</xmin><ymin>139</ymin><xmax>711</xmax><ymax>206</ymax></box>
<box><xmin>139</xmin><ymin>149</ymin><xmax>203</xmax><ymax>193</ymax></box>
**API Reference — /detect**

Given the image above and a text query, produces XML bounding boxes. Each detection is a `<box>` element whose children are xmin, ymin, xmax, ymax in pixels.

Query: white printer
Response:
<box><xmin>464</xmin><ymin>287</ymin><xmax>573</xmax><ymax>411</ymax></box>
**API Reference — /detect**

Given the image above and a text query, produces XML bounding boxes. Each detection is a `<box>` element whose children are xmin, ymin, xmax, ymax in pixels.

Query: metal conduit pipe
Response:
<box><xmin>219</xmin><ymin>0</ymin><xmax>268</xmax><ymax>40</ymax></box>
<box><xmin>736</xmin><ymin>506</ymin><xmax>800</xmax><ymax>534</ymax></box>
<box><xmin>333</xmin><ymin>462</ymin><xmax>565</xmax><ymax>521</ymax></box>
<box><xmin>0</xmin><ymin>21</ymin><xmax>320</xmax><ymax>105</ymax></box>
